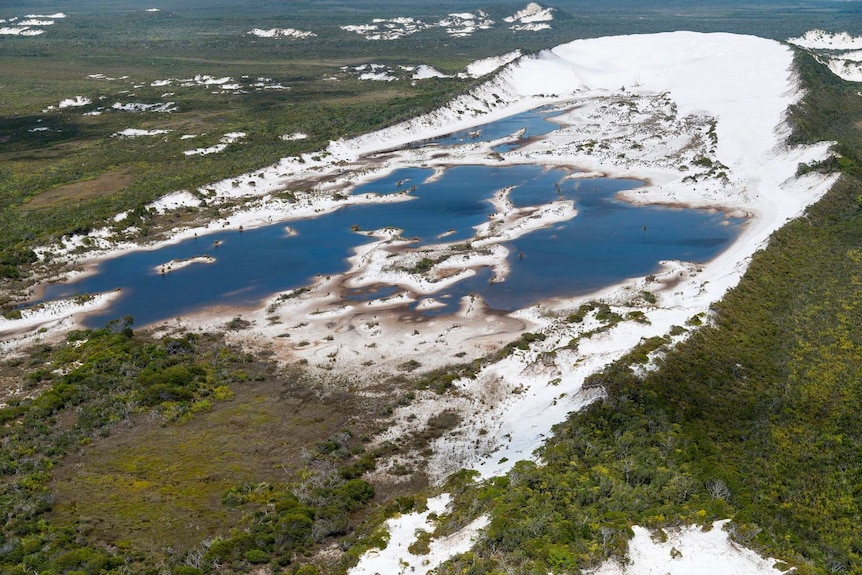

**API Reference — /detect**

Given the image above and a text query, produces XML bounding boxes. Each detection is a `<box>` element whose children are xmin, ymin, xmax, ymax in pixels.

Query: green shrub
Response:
<box><xmin>244</xmin><ymin>549</ymin><xmax>269</xmax><ymax>564</ymax></box>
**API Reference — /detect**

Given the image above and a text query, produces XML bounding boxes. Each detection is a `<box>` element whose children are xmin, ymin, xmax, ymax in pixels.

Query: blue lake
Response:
<box><xmin>39</xmin><ymin>161</ymin><xmax>743</xmax><ymax>328</ymax></box>
<box><xmin>409</xmin><ymin>107</ymin><xmax>561</xmax><ymax>152</ymax></box>
<box><xmin>39</xmin><ymin>102</ymin><xmax>742</xmax><ymax>328</ymax></box>
<box><xmin>436</xmin><ymin>177</ymin><xmax>741</xmax><ymax>313</ymax></box>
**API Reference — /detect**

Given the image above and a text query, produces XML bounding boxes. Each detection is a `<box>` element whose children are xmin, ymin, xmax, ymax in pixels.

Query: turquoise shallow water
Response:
<box><xmin>38</xmin><ymin>119</ymin><xmax>742</xmax><ymax>328</ymax></box>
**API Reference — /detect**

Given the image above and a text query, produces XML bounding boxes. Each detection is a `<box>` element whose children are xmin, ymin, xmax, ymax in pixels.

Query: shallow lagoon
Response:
<box><xmin>40</xmin><ymin>158</ymin><xmax>742</xmax><ymax>328</ymax></box>
<box><xmin>409</xmin><ymin>107</ymin><xmax>561</xmax><ymax>151</ymax></box>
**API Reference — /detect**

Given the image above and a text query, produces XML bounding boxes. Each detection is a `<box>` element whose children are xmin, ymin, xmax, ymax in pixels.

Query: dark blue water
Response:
<box><xmin>409</xmin><ymin>107</ymin><xmax>560</xmax><ymax>151</ymax></box>
<box><xmin>428</xmin><ymin>178</ymin><xmax>743</xmax><ymax>314</ymax></box>
<box><xmin>38</xmin><ymin>164</ymin><xmax>742</xmax><ymax>329</ymax></box>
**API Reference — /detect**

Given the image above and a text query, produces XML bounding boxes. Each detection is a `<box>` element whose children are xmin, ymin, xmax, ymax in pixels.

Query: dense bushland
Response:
<box><xmin>434</xmin><ymin>51</ymin><xmax>862</xmax><ymax>575</ymax></box>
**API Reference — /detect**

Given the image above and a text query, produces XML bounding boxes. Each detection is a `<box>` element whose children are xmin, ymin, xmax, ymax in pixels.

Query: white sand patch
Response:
<box><xmin>58</xmin><ymin>96</ymin><xmax>91</xmax><ymax>108</ymax></box>
<box><xmin>415</xmin><ymin>298</ymin><xmax>445</xmax><ymax>310</ymax></box>
<box><xmin>154</xmin><ymin>255</ymin><xmax>215</xmax><ymax>275</ymax></box>
<box><xmin>437</xmin><ymin>10</ymin><xmax>494</xmax><ymax>37</ymax></box>
<box><xmin>0</xmin><ymin>13</ymin><xmax>65</xmax><ymax>36</ymax></box>
<box><xmin>589</xmin><ymin>521</ymin><xmax>786</xmax><ymax>575</ymax></box>
<box><xmin>187</xmin><ymin>74</ymin><xmax>232</xmax><ymax>86</ymax></box>
<box><xmin>460</xmin><ymin>50</ymin><xmax>522</xmax><ymax>78</ymax></box>
<box><xmin>412</xmin><ymin>65</ymin><xmax>449</xmax><ymax>79</ymax></box>
<box><xmin>510</xmin><ymin>22</ymin><xmax>551</xmax><ymax>32</ymax></box>
<box><xmin>341</xmin><ymin>17</ymin><xmax>431</xmax><ymax>40</ymax></box>
<box><xmin>112</xmin><ymin>101</ymin><xmax>177</xmax><ymax>113</ymax></box>
<box><xmin>147</xmin><ymin>190</ymin><xmax>202</xmax><ymax>212</ymax></box>
<box><xmin>184</xmin><ymin>132</ymin><xmax>245</xmax><ymax>156</ymax></box>
<box><xmin>251</xmin><ymin>76</ymin><xmax>290</xmax><ymax>90</ymax></box>
<box><xmin>112</xmin><ymin>128</ymin><xmax>171</xmax><ymax>138</ymax></box>
<box><xmin>788</xmin><ymin>29</ymin><xmax>862</xmax><ymax>50</ymax></box>
<box><xmin>349</xmin><ymin>494</ymin><xmax>489</xmax><ymax>575</ymax></box>
<box><xmin>0</xmin><ymin>26</ymin><xmax>43</xmax><ymax>36</ymax></box>
<box><xmin>281</xmin><ymin>132</ymin><xmax>309</xmax><ymax>141</ymax></box>
<box><xmin>344</xmin><ymin>63</ymin><xmax>445</xmax><ymax>82</ymax></box>
<box><xmin>150</xmin><ymin>75</ymin><xmax>284</xmax><ymax>93</ymax></box>
<box><xmin>359</xmin><ymin>71</ymin><xmax>396</xmax><ymax>82</ymax></box>
<box><xmin>505</xmin><ymin>2</ymin><xmax>554</xmax><ymax>28</ymax></box>
<box><xmin>249</xmin><ymin>27</ymin><xmax>316</xmax><ymax>39</ymax></box>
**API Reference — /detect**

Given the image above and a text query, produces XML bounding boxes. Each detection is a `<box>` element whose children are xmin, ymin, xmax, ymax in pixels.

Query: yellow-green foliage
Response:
<box><xmin>0</xmin><ymin>326</ymin><xmax>281</xmax><ymax>572</ymax></box>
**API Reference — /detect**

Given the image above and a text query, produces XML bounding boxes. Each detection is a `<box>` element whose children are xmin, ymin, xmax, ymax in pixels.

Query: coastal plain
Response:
<box><xmin>2</xmin><ymin>2</ymin><xmax>862</xmax><ymax>574</ymax></box>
